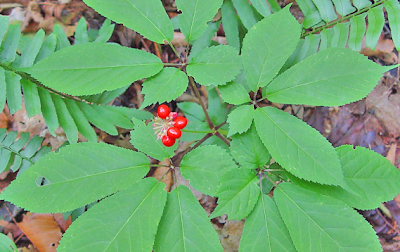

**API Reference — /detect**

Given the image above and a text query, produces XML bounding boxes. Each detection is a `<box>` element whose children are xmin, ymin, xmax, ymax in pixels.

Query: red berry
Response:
<box><xmin>167</xmin><ymin>127</ymin><xmax>182</xmax><ymax>139</ymax></box>
<box><xmin>157</xmin><ymin>105</ymin><xmax>170</xmax><ymax>119</ymax></box>
<box><xmin>162</xmin><ymin>135</ymin><xmax>175</xmax><ymax>147</ymax></box>
<box><xmin>173</xmin><ymin>116</ymin><xmax>187</xmax><ymax>129</ymax></box>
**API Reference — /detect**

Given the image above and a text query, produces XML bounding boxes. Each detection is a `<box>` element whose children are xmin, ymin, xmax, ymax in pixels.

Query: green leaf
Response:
<box><xmin>0</xmin><ymin>15</ymin><xmax>9</xmax><ymax>48</ymax></box>
<box><xmin>218</xmin><ymin>79</ymin><xmax>251</xmax><ymax>105</ymax></box>
<box><xmin>92</xmin><ymin>104</ymin><xmax>134</xmax><ymax>129</ymax></box>
<box><xmin>154</xmin><ymin>185</ymin><xmax>223</xmax><ymax>252</ymax></box>
<box><xmin>331</xmin><ymin>22</ymin><xmax>350</xmax><ymax>47</ymax></box>
<box><xmin>353</xmin><ymin>0</ymin><xmax>371</xmax><ymax>9</ymax></box>
<box><xmin>348</xmin><ymin>13</ymin><xmax>367</xmax><ymax>51</ymax></box>
<box><xmin>35</xmin><ymin>34</ymin><xmax>57</xmax><ymax>62</ymax></box>
<box><xmin>385</xmin><ymin>0</ymin><xmax>400</xmax><ymax>50</ymax></box>
<box><xmin>331</xmin><ymin>0</ymin><xmax>356</xmax><ymax>16</ymax></box>
<box><xmin>83</xmin><ymin>0</ymin><xmax>173</xmax><ymax>44</ymax></box>
<box><xmin>74</xmin><ymin>17</ymin><xmax>89</xmax><ymax>45</ymax></box>
<box><xmin>130</xmin><ymin>117</ymin><xmax>176</xmax><ymax>160</ymax></box>
<box><xmin>312</xmin><ymin>0</ymin><xmax>338</xmax><ymax>22</ymax></box>
<box><xmin>175</xmin><ymin>0</ymin><xmax>222</xmax><ymax>42</ymax></box>
<box><xmin>94</xmin><ymin>19</ymin><xmax>115</xmax><ymax>43</ymax></box>
<box><xmin>239</xmin><ymin>195</ymin><xmax>296</xmax><ymax>252</ymax></box>
<box><xmin>187</xmin><ymin>45</ymin><xmax>242</xmax><ymax>86</ymax></box>
<box><xmin>210</xmin><ymin>169</ymin><xmax>259</xmax><ymax>220</ymax></box>
<box><xmin>0</xmin><ymin>23</ymin><xmax>21</xmax><ymax>63</ymax></box>
<box><xmin>25</xmin><ymin>43</ymin><xmax>163</xmax><ymax>95</ymax></box>
<box><xmin>274</xmin><ymin>183</ymin><xmax>381</xmax><ymax>252</ymax></box>
<box><xmin>180</xmin><ymin>145</ymin><xmax>237</xmax><ymax>196</ymax></box>
<box><xmin>208</xmin><ymin>87</ymin><xmax>228</xmax><ymax>126</ymax></box>
<box><xmin>230</xmin><ymin>123</ymin><xmax>270</xmax><ymax>169</ymax></box>
<box><xmin>189</xmin><ymin>21</ymin><xmax>221</xmax><ymax>59</ymax></box>
<box><xmin>5</xmin><ymin>71</ymin><xmax>22</xmax><ymax>114</ymax></box>
<box><xmin>0</xmin><ymin>233</ymin><xmax>17</xmax><ymax>252</ymax></box>
<box><xmin>250</xmin><ymin>0</ymin><xmax>271</xmax><ymax>17</ymax></box>
<box><xmin>141</xmin><ymin>67</ymin><xmax>188</xmax><ymax>108</ymax></box>
<box><xmin>0</xmin><ymin>142</ymin><xmax>150</xmax><ymax>213</ymax></box>
<box><xmin>232</xmin><ymin>0</ymin><xmax>259</xmax><ymax>29</ymax></box>
<box><xmin>77</xmin><ymin>102</ymin><xmax>118</xmax><ymax>135</ymax></box>
<box><xmin>0</xmin><ymin>68</ymin><xmax>5</xmax><ymax>110</ymax></box>
<box><xmin>21</xmin><ymin>79</ymin><xmax>41</xmax><ymax>118</ymax></box>
<box><xmin>221</xmin><ymin>0</ymin><xmax>241</xmax><ymax>51</ymax></box>
<box><xmin>365</xmin><ymin>5</ymin><xmax>385</xmax><ymax>51</ymax></box>
<box><xmin>242</xmin><ymin>6</ymin><xmax>301</xmax><ymax>92</ymax></box>
<box><xmin>13</xmin><ymin>29</ymin><xmax>45</xmax><ymax>68</ymax></box>
<box><xmin>37</xmin><ymin>87</ymin><xmax>58</xmax><ymax>135</ymax></box>
<box><xmin>254</xmin><ymin>107</ymin><xmax>344</xmax><ymax>186</ymax></box>
<box><xmin>319</xmin><ymin>27</ymin><xmax>334</xmax><ymax>51</ymax></box>
<box><xmin>266</xmin><ymin>47</ymin><xmax>387</xmax><ymax>106</ymax></box>
<box><xmin>290</xmin><ymin>145</ymin><xmax>400</xmax><ymax>210</ymax></box>
<box><xmin>51</xmin><ymin>94</ymin><xmax>79</xmax><ymax>143</ymax></box>
<box><xmin>58</xmin><ymin>178</ymin><xmax>166</xmax><ymax>252</ymax></box>
<box><xmin>52</xmin><ymin>24</ymin><xmax>70</xmax><ymax>49</ymax></box>
<box><xmin>227</xmin><ymin>105</ymin><xmax>254</xmax><ymax>137</ymax></box>
<box><xmin>63</xmin><ymin>99</ymin><xmax>97</xmax><ymax>143</ymax></box>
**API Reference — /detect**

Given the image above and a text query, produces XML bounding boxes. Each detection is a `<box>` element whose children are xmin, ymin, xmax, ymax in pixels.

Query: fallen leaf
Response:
<box><xmin>386</xmin><ymin>143</ymin><xmax>397</xmax><ymax>165</ymax></box>
<box><xmin>153</xmin><ymin>159</ymin><xmax>173</xmax><ymax>192</ymax></box>
<box><xmin>18</xmin><ymin>213</ymin><xmax>62</xmax><ymax>252</ymax></box>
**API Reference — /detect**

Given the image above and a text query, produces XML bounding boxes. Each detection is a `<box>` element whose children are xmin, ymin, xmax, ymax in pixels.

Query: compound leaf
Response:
<box><xmin>154</xmin><ymin>185</ymin><xmax>223</xmax><ymax>252</ymax></box>
<box><xmin>227</xmin><ymin>105</ymin><xmax>254</xmax><ymax>137</ymax></box>
<box><xmin>209</xmin><ymin>169</ymin><xmax>259</xmax><ymax>220</ymax></box>
<box><xmin>230</xmin><ymin>123</ymin><xmax>270</xmax><ymax>169</ymax></box>
<box><xmin>141</xmin><ymin>67</ymin><xmax>188</xmax><ymax>108</ymax></box>
<box><xmin>187</xmin><ymin>45</ymin><xmax>242</xmax><ymax>86</ymax></box>
<box><xmin>254</xmin><ymin>107</ymin><xmax>344</xmax><ymax>186</ymax></box>
<box><xmin>239</xmin><ymin>195</ymin><xmax>296</xmax><ymax>252</ymax></box>
<box><xmin>175</xmin><ymin>0</ymin><xmax>223</xmax><ymax>42</ymax></box>
<box><xmin>180</xmin><ymin>145</ymin><xmax>237</xmax><ymax>196</ymax></box>
<box><xmin>0</xmin><ymin>143</ymin><xmax>149</xmax><ymax>213</ymax></box>
<box><xmin>266</xmin><ymin>47</ymin><xmax>387</xmax><ymax>106</ymax></box>
<box><xmin>274</xmin><ymin>183</ymin><xmax>381</xmax><ymax>252</ymax></box>
<box><xmin>130</xmin><ymin>118</ymin><xmax>176</xmax><ymax>160</ymax></box>
<box><xmin>290</xmin><ymin>145</ymin><xmax>400</xmax><ymax>210</ymax></box>
<box><xmin>25</xmin><ymin>43</ymin><xmax>163</xmax><ymax>96</ymax></box>
<box><xmin>58</xmin><ymin>178</ymin><xmax>166</xmax><ymax>252</ymax></box>
<box><xmin>242</xmin><ymin>6</ymin><xmax>301</xmax><ymax>92</ymax></box>
<box><xmin>83</xmin><ymin>0</ymin><xmax>173</xmax><ymax>44</ymax></box>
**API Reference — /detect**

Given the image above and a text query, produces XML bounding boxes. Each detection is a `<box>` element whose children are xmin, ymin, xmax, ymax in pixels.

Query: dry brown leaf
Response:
<box><xmin>153</xmin><ymin>159</ymin><xmax>173</xmax><ymax>192</ymax></box>
<box><xmin>386</xmin><ymin>143</ymin><xmax>397</xmax><ymax>165</ymax></box>
<box><xmin>18</xmin><ymin>213</ymin><xmax>62</xmax><ymax>252</ymax></box>
<box><xmin>0</xmin><ymin>111</ymin><xmax>8</xmax><ymax>128</ymax></box>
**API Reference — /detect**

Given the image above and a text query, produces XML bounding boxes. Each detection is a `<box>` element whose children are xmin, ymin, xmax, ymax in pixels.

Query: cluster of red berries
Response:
<box><xmin>153</xmin><ymin>104</ymin><xmax>187</xmax><ymax>147</ymax></box>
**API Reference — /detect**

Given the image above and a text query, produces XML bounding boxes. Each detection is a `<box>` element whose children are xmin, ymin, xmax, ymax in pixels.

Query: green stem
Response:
<box><xmin>301</xmin><ymin>0</ymin><xmax>386</xmax><ymax>38</ymax></box>
<box><xmin>0</xmin><ymin>142</ymin><xmax>34</xmax><ymax>164</ymax></box>
<box><xmin>167</xmin><ymin>40</ymin><xmax>184</xmax><ymax>63</ymax></box>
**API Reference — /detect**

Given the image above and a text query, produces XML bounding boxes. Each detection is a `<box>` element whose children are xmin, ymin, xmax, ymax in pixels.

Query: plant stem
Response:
<box><xmin>171</xmin><ymin>132</ymin><xmax>214</xmax><ymax>165</ymax></box>
<box><xmin>166</xmin><ymin>40</ymin><xmax>184</xmax><ymax>64</ymax></box>
<box><xmin>188</xmin><ymin>76</ymin><xmax>214</xmax><ymax>129</ymax></box>
<box><xmin>301</xmin><ymin>0</ymin><xmax>386</xmax><ymax>38</ymax></box>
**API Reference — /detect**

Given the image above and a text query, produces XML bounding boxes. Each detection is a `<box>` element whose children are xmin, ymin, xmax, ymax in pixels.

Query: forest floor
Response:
<box><xmin>1</xmin><ymin>0</ymin><xmax>400</xmax><ymax>251</ymax></box>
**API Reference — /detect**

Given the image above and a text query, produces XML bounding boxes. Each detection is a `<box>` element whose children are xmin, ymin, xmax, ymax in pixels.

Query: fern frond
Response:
<box><xmin>0</xmin><ymin>16</ymin><xmax>149</xmax><ymax>143</ymax></box>
<box><xmin>0</xmin><ymin>129</ymin><xmax>50</xmax><ymax>173</ymax></box>
<box><xmin>280</xmin><ymin>0</ymin><xmax>395</xmax><ymax>69</ymax></box>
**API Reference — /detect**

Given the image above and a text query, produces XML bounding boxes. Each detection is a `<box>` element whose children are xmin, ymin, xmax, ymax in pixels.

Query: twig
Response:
<box><xmin>188</xmin><ymin>76</ymin><xmax>214</xmax><ymax>129</ymax></box>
